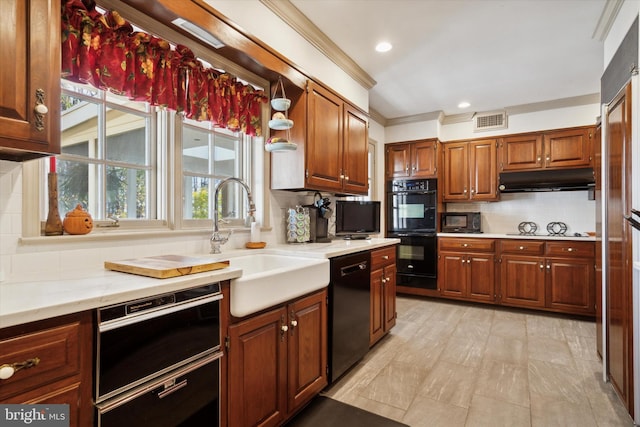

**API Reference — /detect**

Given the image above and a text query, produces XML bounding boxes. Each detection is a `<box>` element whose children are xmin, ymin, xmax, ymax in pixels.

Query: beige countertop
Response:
<box><xmin>0</xmin><ymin>238</ymin><xmax>399</xmax><ymax>329</ymax></box>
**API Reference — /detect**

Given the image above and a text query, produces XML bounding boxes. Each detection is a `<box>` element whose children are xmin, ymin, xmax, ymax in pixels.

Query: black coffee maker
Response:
<box><xmin>305</xmin><ymin>193</ymin><xmax>332</xmax><ymax>243</ymax></box>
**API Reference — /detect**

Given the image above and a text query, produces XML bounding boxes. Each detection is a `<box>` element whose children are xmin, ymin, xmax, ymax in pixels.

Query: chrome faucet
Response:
<box><xmin>211</xmin><ymin>177</ymin><xmax>256</xmax><ymax>254</ymax></box>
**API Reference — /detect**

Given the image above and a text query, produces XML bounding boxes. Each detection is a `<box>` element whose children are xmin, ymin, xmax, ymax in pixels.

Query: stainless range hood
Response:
<box><xmin>498</xmin><ymin>167</ymin><xmax>595</xmax><ymax>193</ymax></box>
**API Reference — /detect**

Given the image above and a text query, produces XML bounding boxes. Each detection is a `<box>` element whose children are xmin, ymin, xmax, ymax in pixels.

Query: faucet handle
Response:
<box><xmin>210</xmin><ymin>229</ymin><xmax>233</xmax><ymax>254</ymax></box>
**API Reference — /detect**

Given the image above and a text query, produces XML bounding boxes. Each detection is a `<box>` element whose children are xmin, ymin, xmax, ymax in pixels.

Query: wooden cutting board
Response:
<box><xmin>105</xmin><ymin>255</ymin><xmax>230</xmax><ymax>279</ymax></box>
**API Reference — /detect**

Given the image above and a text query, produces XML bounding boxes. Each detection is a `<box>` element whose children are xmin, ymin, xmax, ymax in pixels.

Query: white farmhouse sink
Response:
<box><xmin>229</xmin><ymin>254</ymin><xmax>330</xmax><ymax>317</ymax></box>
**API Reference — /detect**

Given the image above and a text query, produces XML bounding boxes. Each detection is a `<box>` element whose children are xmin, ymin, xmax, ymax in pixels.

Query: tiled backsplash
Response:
<box><xmin>445</xmin><ymin>191</ymin><xmax>596</xmax><ymax>235</ymax></box>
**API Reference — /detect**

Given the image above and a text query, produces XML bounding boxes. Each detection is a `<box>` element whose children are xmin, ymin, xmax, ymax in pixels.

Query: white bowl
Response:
<box><xmin>268</xmin><ymin>119</ymin><xmax>294</xmax><ymax>130</ymax></box>
<box><xmin>271</xmin><ymin>98</ymin><xmax>291</xmax><ymax>111</ymax></box>
<box><xmin>265</xmin><ymin>142</ymin><xmax>297</xmax><ymax>152</ymax></box>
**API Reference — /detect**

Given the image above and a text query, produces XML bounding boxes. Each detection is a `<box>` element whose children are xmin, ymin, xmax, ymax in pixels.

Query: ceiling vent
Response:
<box><xmin>473</xmin><ymin>111</ymin><xmax>507</xmax><ymax>132</ymax></box>
<box><xmin>172</xmin><ymin>18</ymin><xmax>225</xmax><ymax>49</ymax></box>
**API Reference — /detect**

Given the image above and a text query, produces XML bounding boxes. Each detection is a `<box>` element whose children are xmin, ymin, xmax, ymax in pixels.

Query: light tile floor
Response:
<box><xmin>323</xmin><ymin>296</ymin><xmax>634</xmax><ymax>427</ymax></box>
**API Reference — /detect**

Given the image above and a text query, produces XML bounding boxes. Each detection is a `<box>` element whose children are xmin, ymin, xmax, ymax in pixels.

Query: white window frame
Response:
<box><xmin>22</xmin><ymin>3</ymin><xmax>272</xmax><ymax>239</ymax></box>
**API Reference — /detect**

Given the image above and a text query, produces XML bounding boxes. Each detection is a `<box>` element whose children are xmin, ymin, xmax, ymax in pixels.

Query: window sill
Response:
<box><xmin>19</xmin><ymin>226</ymin><xmax>252</xmax><ymax>246</ymax></box>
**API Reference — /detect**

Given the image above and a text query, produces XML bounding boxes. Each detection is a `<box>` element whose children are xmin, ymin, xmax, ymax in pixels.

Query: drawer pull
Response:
<box><xmin>565</xmin><ymin>248</ymin><xmax>574</xmax><ymax>252</ymax></box>
<box><xmin>0</xmin><ymin>357</ymin><xmax>40</xmax><ymax>380</ymax></box>
<box><xmin>382</xmin><ymin>255</ymin><xmax>389</xmax><ymax>260</ymax></box>
<box><xmin>519</xmin><ymin>246</ymin><xmax>526</xmax><ymax>250</ymax></box>
<box><xmin>462</xmin><ymin>243</ymin><xmax>469</xmax><ymax>248</ymax></box>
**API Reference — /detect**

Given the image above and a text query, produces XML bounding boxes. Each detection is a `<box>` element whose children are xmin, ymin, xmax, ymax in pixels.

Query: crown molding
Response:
<box><xmin>260</xmin><ymin>0</ymin><xmax>376</xmax><ymax>90</ymax></box>
<box><xmin>368</xmin><ymin>108</ymin><xmax>387</xmax><ymax>126</ymax></box>
<box><xmin>593</xmin><ymin>0</ymin><xmax>625</xmax><ymax>41</ymax></box>
<box><xmin>382</xmin><ymin>93</ymin><xmax>601</xmax><ymax>127</ymax></box>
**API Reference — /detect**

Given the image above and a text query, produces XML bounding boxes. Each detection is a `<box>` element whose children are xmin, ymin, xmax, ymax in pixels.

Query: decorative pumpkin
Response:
<box><xmin>63</xmin><ymin>204</ymin><xmax>93</xmax><ymax>235</ymax></box>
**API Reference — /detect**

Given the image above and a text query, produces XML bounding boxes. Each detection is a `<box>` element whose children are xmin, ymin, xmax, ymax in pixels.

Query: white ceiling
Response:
<box><xmin>289</xmin><ymin>0</ymin><xmax>607</xmax><ymax>121</ymax></box>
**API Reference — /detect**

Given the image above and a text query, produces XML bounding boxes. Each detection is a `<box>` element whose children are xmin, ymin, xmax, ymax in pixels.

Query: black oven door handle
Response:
<box><xmin>96</xmin><ymin>351</ymin><xmax>223</xmax><ymax>414</ymax></box>
<box><xmin>99</xmin><ymin>294</ymin><xmax>223</xmax><ymax>332</ymax></box>
<box><xmin>631</xmin><ymin>208</ymin><xmax>640</xmax><ymax>218</ymax></box>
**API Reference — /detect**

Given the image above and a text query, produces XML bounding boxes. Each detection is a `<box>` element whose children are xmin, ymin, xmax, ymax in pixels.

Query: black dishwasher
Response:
<box><xmin>328</xmin><ymin>251</ymin><xmax>371</xmax><ymax>384</ymax></box>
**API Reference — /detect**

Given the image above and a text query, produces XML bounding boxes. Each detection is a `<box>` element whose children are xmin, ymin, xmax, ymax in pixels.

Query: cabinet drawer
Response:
<box><xmin>545</xmin><ymin>241</ymin><xmax>595</xmax><ymax>257</ymax></box>
<box><xmin>0</xmin><ymin>322</ymin><xmax>81</xmax><ymax>400</ymax></box>
<box><xmin>500</xmin><ymin>240</ymin><xmax>545</xmax><ymax>255</ymax></box>
<box><xmin>439</xmin><ymin>238</ymin><xmax>495</xmax><ymax>252</ymax></box>
<box><xmin>371</xmin><ymin>246</ymin><xmax>396</xmax><ymax>270</ymax></box>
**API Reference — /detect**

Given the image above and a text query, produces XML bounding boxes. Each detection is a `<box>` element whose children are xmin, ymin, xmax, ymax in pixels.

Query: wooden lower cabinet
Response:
<box><xmin>0</xmin><ymin>312</ymin><xmax>93</xmax><ymax>427</ymax></box>
<box><xmin>437</xmin><ymin>237</ymin><xmax>596</xmax><ymax>316</ymax></box>
<box><xmin>438</xmin><ymin>238</ymin><xmax>496</xmax><ymax>303</ymax></box>
<box><xmin>499</xmin><ymin>240</ymin><xmax>546</xmax><ymax>308</ymax></box>
<box><xmin>370</xmin><ymin>246</ymin><xmax>397</xmax><ymax>346</ymax></box>
<box><xmin>227</xmin><ymin>289</ymin><xmax>328</xmax><ymax>427</ymax></box>
<box><xmin>498</xmin><ymin>239</ymin><xmax>595</xmax><ymax>315</ymax></box>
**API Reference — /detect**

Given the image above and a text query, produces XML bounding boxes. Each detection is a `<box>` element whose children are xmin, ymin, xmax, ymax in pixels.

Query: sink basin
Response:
<box><xmin>229</xmin><ymin>254</ymin><xmax>330</xmax><ymax>317</ymax></box>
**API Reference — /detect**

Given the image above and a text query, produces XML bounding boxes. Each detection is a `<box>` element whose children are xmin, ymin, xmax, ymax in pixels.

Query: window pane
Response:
<box><xmin>106</xmin><ymin>124</ymin><xmax>147</xmax><ymax>165</ymax></box>
<box><xmin>57</xmin><ymin>159</ymin><xmax>94</xmax><ymax>216</ymax></box>
<box><xmin>61</xmin><ymin>95</ymin><xmax>98</xmax><ymax>157</ymax></box>
<box><xmin>106</xmin><ymin>166</ymin><xmax>148</xmax><ymax>219</ymax></box>
<box><xmin>214</xmin><ymin>134</ymin><xmax>239</xmax><ymax>176</ymax></box>
<box><xmin>183</xmin><ymin>127</ymin><xmax>210</xmax><ymax>175</ymax></box>
<box><xmin>183</xmin><ymin>176</ymin><xmax>211</xmax><ymax>219</ymax></box>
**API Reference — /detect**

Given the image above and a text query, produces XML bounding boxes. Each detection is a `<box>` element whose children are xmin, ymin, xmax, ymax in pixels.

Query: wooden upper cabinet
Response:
<box><xmin>498</xmin><ymin>134</ymin><xmax>543</xmax><ymax>171</ymax></box>
<box><xmin>385</xmin><ymin>139</ymin><xmax>438</xmax><ymax>179</ymax></box>
<box><xmin>544</xmin><ymin>127</ymin><xmax>593</xmax><ymax>169</ymax></box>
<box><xmin>342</xmin><ymin>104</ymin><xmax>369</xmax><ymax>194</ymax></box>
<box><xmin>469</xmin><ymin>139</ymin><xmax>498</xmax><ymax>201</ymax></box>
<box><xmin>499</xmin><ymin>126</ymin><xmax>594</xmax><ymax>171</ymax></box>
<box><xmin>271</xmin><ymin>80</ymin><xmax>369</xmax><ymax>195</ymax></box>
<box><xmin>442</xmin><ymin>142</ymin><xmax>469</xmax><ymax>200</ymax></box>
<box><xmin>442</xmin><ymin>139</ymin><xmax>498</xmax><ymax>202</ymax></box>
<box><xmin>306</xmin><ymin>83</ymin><xmax>344</xmax><ymax>192</ymax></box>
<box><xmin>0</xmin><ymin>0</ymin><xmax>61</xmax><ymax>161</ymax></box>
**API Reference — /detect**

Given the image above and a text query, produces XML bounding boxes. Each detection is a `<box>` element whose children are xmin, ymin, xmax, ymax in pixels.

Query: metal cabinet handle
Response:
<box><xmin>539</xmin><ymin>264</ymin><xmax>544</xmax><ymax>269</ymax></box>
<box><xmin>547</xmin><ymin>263</ymin><xmax>551</xmax><ymax>270</ymax></box>
<box><xmin>519</xmin><ymin>246</ymin><xmax>526</xmax><ymax>250</ymax></box>
<box><xmin>290</xmin><ymin>320</ymin><xmax>298</xmax><ymax>329</ymax></box>
<box><xmin>281</xmin><ymin>325</ymin><xmax>289</xmax><ymax>332</ymax></box>
<box><xmin>537</xmin><ymin>156</ymin><xmax>542</xmax><ymax>163</ymax></box>
<box><xmin>0</xmin><ymin>357</ymin><xmax>40</xmax><ymax>380</ymax></box>
<box><xmin>462</xmin><ymin>243</ymin><xmax>469</xmax><ymax>247</ymax></box>
<box><xmin>565</xmin><ymin>247</ymin><xmax>574</xmax><ymax>252</ymax></box>
<box><xmin>34</xmin><ymin>89</ymin><xmax>47</xmax><ymax>131</ymax></box>
<box><xmin>463</xmin><ymin>187</ymin><xmax>468</xmax><ymax>194</ymax></box>
<box><xmin>157</xmin><ymin>379</ymin><xmax>188</xmax><ymax>399</ymax></box>
<box><xmin>382</xmin><ymin>255</ymin><xmax>389</xmax><ymax>260</ymax></box>
<box><xmin>470</xmin><ymin>187</ymin><xmax>476</xmax><ymax>195</ymax></box>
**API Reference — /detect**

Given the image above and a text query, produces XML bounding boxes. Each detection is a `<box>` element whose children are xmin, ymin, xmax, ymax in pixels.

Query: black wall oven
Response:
<box><xmin>387</xmin><ymin>179</ymin><xmax>438</xmax><ymax>291</ymax></box>
<box><xmin>95</xmin><ymin>283</ymin><xmax>223</xmax><ymax>427</ymax></box>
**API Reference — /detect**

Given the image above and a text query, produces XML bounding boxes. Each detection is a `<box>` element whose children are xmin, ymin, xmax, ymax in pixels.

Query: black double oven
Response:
<box><xmin>387</xmin><ymin>179</ymin><xmax>438</xmax><ymax>291</ymax></box>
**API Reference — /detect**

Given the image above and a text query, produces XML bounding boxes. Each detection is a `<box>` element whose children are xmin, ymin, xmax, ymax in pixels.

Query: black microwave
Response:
<box><xmin>441</xmin><ymin>212</ymin><xmax>482</xmax><ymax>233</ymax></box>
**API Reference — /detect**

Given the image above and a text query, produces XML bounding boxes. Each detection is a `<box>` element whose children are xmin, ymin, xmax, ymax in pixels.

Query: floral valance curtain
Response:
<box><xmin>61</xmin><ymin>0</ymin><xmax>268</xmax><ymax>136</ymax></box>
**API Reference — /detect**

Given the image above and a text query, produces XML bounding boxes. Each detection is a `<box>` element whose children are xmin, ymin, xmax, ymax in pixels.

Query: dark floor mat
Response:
<box><xmin>285</xmin><ymin>396</ymin><xmax>409</xmax><ymax>427</ymax></box>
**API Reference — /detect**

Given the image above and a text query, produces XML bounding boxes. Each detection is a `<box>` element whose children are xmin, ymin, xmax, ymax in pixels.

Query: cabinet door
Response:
<box><xmin>411</xmin><ymin>140</ymin><xmax>438</xmax><ymax>178</ymax></box>
<box><xmin>305</xmin><ymin>82</ymin><xmax>343</xmax><ymax>192</ymax></box>
<box><xmin>546</xmin><ymin>257</ymin><xmax>595</xmax><ymax>315</ymax></box>
<box><xmin>228</xmin><ymin>307</ymin><xmax>288</xmax><ymax>427</ymax></box>
<box><xmin>469</xmin><ymin>139</ymin><xmax>498</xmax><ymax>201</ymax></box>
<box><xmin>342</xmin><ymin>104</ymin><xmax>369</xmax><ymax>194</ymax></box>
<box><xmin>543</xmin><ymin>127</ymin><xmax>593</xmax><ymax>169</ymax></box>
<box><xmin>439</xmin><ymin>252</ymin><xmax>466</xmax><ymax>297</ymax></box>
<box><xmin>383</xmin><ymin>264</ymin><xmax>397</xmax><ymax>333</ymax></box>
<box><xmin>442</xmin><ymin>142</ymin><xmax>469</xmax><ymax>201</ymax></box>
<box><xmin>499</xmin><ymin>134</ymin><xmax>543</xmax><ymax>171</ymax></box>
<box><xmin>0</xmin><ymin>0</ymin><xmax>60</xmax><ymax>160</ymax></box>
<box><xmin>385</xmin><ymin>143</ymin><xmax>411</xmax><ymax>179</ymax></box>
<box><xmin>370</xmin><ymin>268</ymin><xmax>385</xmax><ymax>346</ymax></box>
<box><xmin>468</xmin><ymin>254</ymin><xmax>495</xmax><ymax>302</ymax></box>
<box><xmin>287</xmin><ymin>290</ymin><xmax>328</xmax><ymax>413</ymax></box>
<box><xmin>500</xmin><ymin>255</ymin><xmax>546</xmax><ymax>307</ymax></box>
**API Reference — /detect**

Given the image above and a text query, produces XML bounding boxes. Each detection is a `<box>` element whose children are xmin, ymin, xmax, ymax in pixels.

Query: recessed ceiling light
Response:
<box><xmin>375</xmin><ymin>42</ymin><xmax>392</xmax><ymax>53</ymax></box>
<box><xmin>458</xmin><ymin>101</ymin><xmax>471</xmax><ymax>109</ymax></box>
